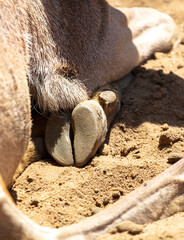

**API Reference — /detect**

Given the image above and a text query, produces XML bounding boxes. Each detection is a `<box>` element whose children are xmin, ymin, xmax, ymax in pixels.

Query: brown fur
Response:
<box><xmin>0</xmin><ymin>0</ymin><xmax>31</xmax><ymax>187</ymax></box>
<box><xmin>28</xmin><ymin>1</ymin><xmax>178</xmax><ymax>112</ymax></box>
<box><xmin>2</xmin><ymin>0</ymin><xmax>177</xmax><ymax>113</ymax></box>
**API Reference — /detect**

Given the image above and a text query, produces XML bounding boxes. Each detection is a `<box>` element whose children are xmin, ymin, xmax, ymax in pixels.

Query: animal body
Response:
<box><xmin>0</xmin><ymin>0</ymin><xmax>183</xmax><ymax>239</ymax></box>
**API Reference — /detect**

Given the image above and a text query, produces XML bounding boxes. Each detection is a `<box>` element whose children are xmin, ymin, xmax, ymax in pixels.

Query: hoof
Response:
<box><xmin>45</xmin><ymin>73</ymin><xmax>133</xmax><ymax>167</ymax></box>
<box><xmin>45</xmin><ymin>100</ymin><xmax>108</xmax><ymax>167</ymax></box>
<box><xmin>45</xmin><ymin>113</ymin><xmax>74</xmax><ymax>166</ymax></box>
<box><xmin>45</xmin><ymin>90</ymin><xmax>121</xmax><ymax>167</ymax></box>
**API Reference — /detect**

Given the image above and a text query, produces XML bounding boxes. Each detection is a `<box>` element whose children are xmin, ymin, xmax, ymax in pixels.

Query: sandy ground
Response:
<box><xmin>11</xmin><ymin>0</ymin><xmax>184</xmax><ymax>239</ymax></box>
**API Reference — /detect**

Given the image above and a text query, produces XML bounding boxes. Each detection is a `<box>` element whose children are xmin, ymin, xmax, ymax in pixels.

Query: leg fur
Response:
<box><xmin>26</xmin><ymin>1</ymin><xmax>178</xmax><ymax>113</ymax></box>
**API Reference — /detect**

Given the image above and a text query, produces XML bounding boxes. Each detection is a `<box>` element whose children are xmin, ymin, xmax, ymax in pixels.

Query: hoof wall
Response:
<box><xmin>72</xmin><ymin>100</ymin><xmax>107</xmax><ymax>167</ymax></box>
<box><xmin>45</xmin><ymin>113</ymin><xmax>74</xmax><ymax>166</ymax></box>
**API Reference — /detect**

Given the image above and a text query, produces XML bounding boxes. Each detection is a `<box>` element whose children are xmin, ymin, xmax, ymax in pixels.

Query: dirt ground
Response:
<box><xmin>11</xmin><ymin>0</ymin><xmax>184</xmax><ymax>239</ymax></box>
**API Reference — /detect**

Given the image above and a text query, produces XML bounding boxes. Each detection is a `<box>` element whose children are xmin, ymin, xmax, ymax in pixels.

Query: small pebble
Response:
<box><xmin>131</xmin><ymin>172</ymin><xmax>137</xmax><ymax>179</ymax></box>
<box><xmin>161</xmin><ymin>124</ymin><xmax>169</xmax><ymax>131</ymax></box>
<box><xmin>135</xmin><ymin>154</ymin><xmax>141</xmax><ymax>159</ymax></box>
<box><xmin>112</xmin><ymin>188</ymin><xmax>124</xmax><ymax>196</ymax></box>
<box><xmin>95</xmin><ymin>200</ymin><xmax>101</xmax><ymax>207</ymax></box>
<box><xmin>94</xmin><ymin>188</ymin><xmax>99</xmax><ymax>193</ymax></box>
<box><xmin>121</xmin><ymin>143</ymin><xmax>136</xmax><ymax>156</ymax></box>
<box><xmin>168</xmin><ymin>153</ymin><xmax>184</xmax><ymax>164</ymax></box>
<box><xmin>103</xmin><ymin>197</ymin><xmax>110</xmax><ymax>206</ymax></box>
<box><xmin>30</xmin><ymin>199</ymin><xmax>39</xmax><ymax>207</ymax></box>
<box><xmin>112</xmin><ymin>191</ymin><xmax>120</xmax><ymax>200</ymax></box>
<box><xmin>26</xmin><ymin>176</ymin><xmax>34</xmax><ymax>183</ymax></box>
<box><xmin>116</xmin><ymin>221</ymin><xmax>143</xmax><ymax>235</ymax></box>
<box><xmin>65</xmin><ymin>202</ymin><xmax>70</xmax><ymax>206</ymax></box>
<box><xmin>159</xmin><ymin>131</ymin><xmax>180</xmax><ymax>147</ymax></box>
<box><xmin>177</xmin><ymin>64</ymin><xmax>184</xmax><ymax>69</ymax></box>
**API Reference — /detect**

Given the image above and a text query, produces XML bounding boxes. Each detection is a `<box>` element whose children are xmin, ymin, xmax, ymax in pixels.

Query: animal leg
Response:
<box><xmin>45</xmin><ymin>74</ymin><xmax>132</xmax><ymax>167</ymax></box>
<box><xmin>44</xmin><ymin>6</ymin><xmax>178</xmax><ymax>166</ymax></box>
<box><xmin>117</xmin><ymin>7</ymin><xmax>179</xmax><ymax>63</ymax></box>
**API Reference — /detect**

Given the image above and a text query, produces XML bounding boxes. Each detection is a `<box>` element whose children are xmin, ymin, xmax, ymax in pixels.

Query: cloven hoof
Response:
<box><xmin>45</xmin><ymin>74</ymin><xmax>132</xmax><ymax>167</ymax></box>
